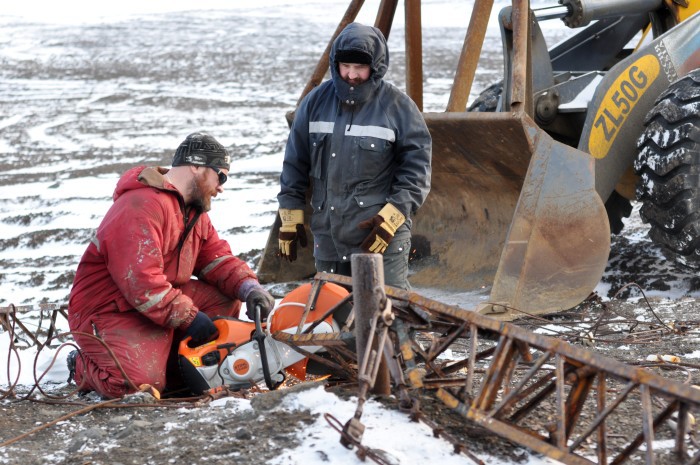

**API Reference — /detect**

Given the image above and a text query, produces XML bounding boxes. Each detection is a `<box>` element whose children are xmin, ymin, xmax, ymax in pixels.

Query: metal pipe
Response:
<box><xmin>561</xmin><ymin>0</ymin><xmax>663</xmax><ymax>28</ymax></box>
<box><xmin>445</xmin><ymin>0</ymin><xmax>494</xmax><ymax>112</ymax></box>
<box><xmin>351</xmin><ymin>254</ymin><xmax>390</xmax><ymax>395</ymax></box>
<box><xmin>510</xmin><ymin>0</ymin><xmax>533</xmax><ymax>116</ymax></box>
<box><xmin>404</xmin><ymin>0</ymin><xmax>423</xmax><ymax>111</ymax></box>
<box><xmin>373</xmin><ymin>0</ymin><xmax>398</xmax><ymax>41</ymax></box>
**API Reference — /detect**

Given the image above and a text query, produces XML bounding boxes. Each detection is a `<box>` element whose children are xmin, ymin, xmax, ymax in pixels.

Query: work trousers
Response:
<box><xmin>69</xmin><ymin>279</ymin><xmax>240</xmax><ymax>399</ymax></box>
<box><xmin>315</xmin><ymin>230</ymin><xmax>412</xmax><ymax>290</ymax></box>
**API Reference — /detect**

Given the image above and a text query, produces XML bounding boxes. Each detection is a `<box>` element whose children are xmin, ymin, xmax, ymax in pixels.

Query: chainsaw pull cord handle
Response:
<box><xmin>252</xmin><ymin>304</ymin><xmax>281</xmax><ymax>391</ymax></box>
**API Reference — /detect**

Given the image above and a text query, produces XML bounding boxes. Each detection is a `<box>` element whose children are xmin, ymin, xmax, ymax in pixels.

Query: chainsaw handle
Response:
<box><xmin>252</xmin><ymin>304</ymin><xmax>281</xmax><ymax>391</ymax></box>
<box><xmin>253</xmin><ymin>304</ymin><xmax>264</xmax><ymax>334</ymax></box>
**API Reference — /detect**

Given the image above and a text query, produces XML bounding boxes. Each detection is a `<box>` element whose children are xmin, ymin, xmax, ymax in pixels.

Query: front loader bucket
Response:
<box><xmin>479</xmin><ymin>113</ymin><xmax>612</xmax><ymax>318</ymax></box>
<box><xmin>411</xmin><ymin>111</ymin><xmax>610</xmax><ymax>319</ymax></box>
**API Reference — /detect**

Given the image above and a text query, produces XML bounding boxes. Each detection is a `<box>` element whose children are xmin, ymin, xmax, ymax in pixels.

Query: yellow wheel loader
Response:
<box><xmin>257</xmin><ymin>0</ymin><xmax>700</xmax><ymax>320</ymax></box>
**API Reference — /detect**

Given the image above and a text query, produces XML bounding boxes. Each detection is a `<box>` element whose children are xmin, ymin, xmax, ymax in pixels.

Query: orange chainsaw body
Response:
<box><xmin>178</xmin><ymin>281</ymin><xmax>349</xmax><ymax>392</ymax></box>
<box><xmin>270</xmin><ymin>281</ymin><xmax>347</xmax><ymax>379</ymax></box>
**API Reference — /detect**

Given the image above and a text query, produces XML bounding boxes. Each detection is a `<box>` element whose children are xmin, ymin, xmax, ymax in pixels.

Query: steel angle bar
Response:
<box><xmin>465</xmin><ymin>323</ymin><xmax>479</xmax><ymax>399</ymax></box>
<box><xmin>569</xmin><ymin>381</ymin><xmax>637</xmax><ymax>451</ymax></box>
<box><xmin>302</xmin><ymin>293</ymin><xmax>353</xmax><ymax>335</ymax></box>
<box><xmin>489</xmin><ymin>350</ymin><xmax>553</xmax><ymax>418</ymax></box>
<box><xmin>273</xmin><ymin>334</ymin><xmax>358</xmax><ymax>379</ymax></box>
<box><xmin>295</xmin><ymin>278</ymin><xmax>323</xmax><ymax>334</ymax></box>
<box><xmin>597</xmin><ymin>374</ymin><xmax>608</xmax><ymax>465</ymax></box>
<box><xmin>1</xmin><ymin>304</ymin><xmax>41</xmax><ymax>347</ymax></box>
<box><xmin>426</xmin><ymin>321</ymin><xmax>468</xmax><ymax>362</ymax></box>
<box><xmin>0</xmin><ymin>303</ymin><xmax>65</xmax><ymax>314</ymax></box>
<box><xmin>610</xmin><ymin>395</ymin><xmax>678</xmax><ymax>465</ymax></box>
<box><xmin>272</xmin><ymin>331</ymin><xmax>349</xmax><ymax>346</ymax></box>
<box><xmin>475</xmin><ymin>335</ymin><xmax>515</xmax><ymax>411</ymax></box>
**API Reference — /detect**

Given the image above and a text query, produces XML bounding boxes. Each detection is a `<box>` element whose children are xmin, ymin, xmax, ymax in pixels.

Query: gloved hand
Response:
<box><xmin>184</xmin><ymin>312</ymin><xmax>218</xmax><ymax>347</ymax></box>
<box><xmin>278</xmin><ymin>208</ymin><xmax>307</xmax><ymax>262</ymax></box>
<box><xmin>358</xmin><ymin>203</ymin><xmax>406</xmax><ymax>254</ymax></box>
<box><xmin>245</xmin><ymin>287</ymin><xmax>276</xmax><ymax>321</ymax></box>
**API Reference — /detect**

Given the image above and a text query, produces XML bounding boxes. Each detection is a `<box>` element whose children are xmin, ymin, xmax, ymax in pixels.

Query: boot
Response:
<box><xmin>66</xmin><ymin>349</ymin><xmax>79</xmax><ymax>384</ymax></box>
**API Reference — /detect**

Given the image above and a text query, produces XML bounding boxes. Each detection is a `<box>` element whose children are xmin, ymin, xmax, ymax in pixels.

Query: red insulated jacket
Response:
<box><xmin>68</xmin><ymin>165</ymin><xmax>259</xmax><ymax>329</ymax></box>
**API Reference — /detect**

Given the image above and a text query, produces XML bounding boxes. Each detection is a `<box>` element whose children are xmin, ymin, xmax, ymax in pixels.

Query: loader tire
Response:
<box><xmin>634</xmin><ymin>69</ymin><xmax>700</xmax><ymax>266</ymax></box>
<box><xmin>467</xmin><ymin>81</ymin><xmax>502</xmax><ymax>112</ymax></box>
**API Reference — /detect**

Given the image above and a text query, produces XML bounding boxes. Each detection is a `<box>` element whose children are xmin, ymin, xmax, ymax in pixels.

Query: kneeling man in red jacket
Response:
<box><xmin>67</xmin><ymin>132</ymin><xmax>274</xmax><ymax>399</ymax></box>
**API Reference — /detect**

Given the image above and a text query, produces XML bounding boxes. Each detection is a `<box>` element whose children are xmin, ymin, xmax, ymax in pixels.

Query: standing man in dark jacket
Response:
<box><xmin>277</xmin><ymin>22</ymin><xmax>432</xmax><ymax>289</ymax></box>
<box><xmin>68</xmin><ymin>132</ymin><xmax>275</xmax><ymax>399</ymax></box>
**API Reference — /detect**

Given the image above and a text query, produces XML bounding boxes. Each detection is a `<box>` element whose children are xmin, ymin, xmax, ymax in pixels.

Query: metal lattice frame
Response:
<box><xmin>275</xmin><ymin>273</ymin><xmax>700</xmax><ymax>465</ymax></box>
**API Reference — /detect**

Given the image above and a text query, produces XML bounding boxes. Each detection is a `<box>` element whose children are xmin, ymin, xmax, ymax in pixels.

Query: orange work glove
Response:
<box><xmin>278</xmin><ymin>208</ymin><xmax>308</xmax><ymax>262</ymax></box>
<box><xmin>358</xmin><ymin>203</ymin><xmax>405</xmax><ymax>254</ymax></box>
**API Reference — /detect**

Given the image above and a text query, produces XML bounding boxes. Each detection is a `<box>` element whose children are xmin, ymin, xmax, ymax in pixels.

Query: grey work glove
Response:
<box><xmin>245</xmin><ymin>287</ymin><xmax>275</xmax><ymax>321</ymax></box>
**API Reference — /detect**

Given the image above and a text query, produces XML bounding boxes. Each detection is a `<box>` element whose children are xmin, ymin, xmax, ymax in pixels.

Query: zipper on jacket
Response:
<box><xmin>347</xmin><ymin>106</ymin><xmax>355</xmax><ymax>131</ymax></box>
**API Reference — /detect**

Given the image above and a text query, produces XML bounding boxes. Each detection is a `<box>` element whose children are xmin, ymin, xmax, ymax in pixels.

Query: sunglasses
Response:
<box><xmin>209</xmin><ymin>166</ymin><xmax>228</xmax><ymax>186</ymax></box>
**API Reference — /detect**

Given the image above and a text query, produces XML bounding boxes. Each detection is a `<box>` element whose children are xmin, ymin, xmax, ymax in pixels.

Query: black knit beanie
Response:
<box><xmin>172</xmin><ymin>132</ymin><xmax>230</xmax><ymax>170</ymax></box>
<box><xmin>335</xmin><ymin>49</ymin><xmax>372</xmax><ymax>65</ymax></box>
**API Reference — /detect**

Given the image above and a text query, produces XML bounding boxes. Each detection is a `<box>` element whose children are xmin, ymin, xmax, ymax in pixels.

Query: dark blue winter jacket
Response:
<box><xmin>278</xmin><ymin>22</ymin><xmax>432</xmax><ymax>262</ymax></box>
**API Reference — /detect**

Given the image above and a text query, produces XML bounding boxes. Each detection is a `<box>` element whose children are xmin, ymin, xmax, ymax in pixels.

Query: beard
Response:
<box><xmin>344</xmin><ymin>76</ymin><xmax>365</xmax><ymax>86</ymax></box>
<box><xmin>188</xmin><ymin>174</ymin><xmax>212</xmax><ymax>212</ymax></box>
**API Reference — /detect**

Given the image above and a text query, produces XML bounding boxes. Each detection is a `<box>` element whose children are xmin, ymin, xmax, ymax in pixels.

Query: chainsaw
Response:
<box><xmin>178</xmin><ymin>281</ymin><xmax>350</xmax><ymax>394</ymax></box>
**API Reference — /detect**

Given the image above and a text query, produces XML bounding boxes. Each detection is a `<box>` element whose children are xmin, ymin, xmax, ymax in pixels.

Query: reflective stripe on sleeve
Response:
<box><xmin>136</xmin><ymin>288</ymin><xmax>170</xmax><ymax>313</ymax></box>
<box><xmin>309</xmin><ymin>121</ymin><xmax>335</xmax><ymax>134</ymax></box>
<box><xmin>200</xmin><ymin>255</ymin><xmax>232</xmax><ymax>276</ymax></box>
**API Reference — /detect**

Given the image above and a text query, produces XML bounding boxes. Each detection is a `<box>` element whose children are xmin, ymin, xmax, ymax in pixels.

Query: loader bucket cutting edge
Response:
<box><xmin>480</xmin><ymin>114</ymin><xmax>611</xmax><ymax>319</ymax></box>
<box><xmin>257</xmin><ymin>111</ymin><xmax>610</xmax><ymax>319</ymax></box>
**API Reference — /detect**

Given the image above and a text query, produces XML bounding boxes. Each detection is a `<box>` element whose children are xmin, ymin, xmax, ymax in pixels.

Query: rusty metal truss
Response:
<box><xmin>274</xmin><ymin>273</ymin><xmax>700</xmax><ymax>465</ymax></box>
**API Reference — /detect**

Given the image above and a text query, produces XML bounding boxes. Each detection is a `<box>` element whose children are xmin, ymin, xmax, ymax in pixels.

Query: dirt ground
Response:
<box><xmin>3</xmin><ymin>277</ymin><xmax>700</xmax><ymax>465</ymax></box>
<box><xmin>4</xmin><ymin>223</ymin><xmax>700</xmax><ymax>465</ymax></box>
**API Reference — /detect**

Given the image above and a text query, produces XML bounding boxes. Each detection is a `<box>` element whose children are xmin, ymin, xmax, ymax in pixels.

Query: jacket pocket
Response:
<box><xmin>309</xmin><ymin>134</ymin><xmax>328</xmax><ymax>180</ymax></box>
<box><xmin>353</xmin><ymin>136</ymin><xmax>393</xmax><ymax>179</ymax></box>
<box><xmin>339</xmin><ymin>193</ymin><xmax>389</xmax><ymax>247</ymax></box>
<box><xmin>310</xmin><ymin>178</ymin><xmax>326</xmax><ymax>212</ymax></box>
<box><xmin>353</xmin><ymin>192</ymin><xmax>387</xmax><ymax>211</ymax></box>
